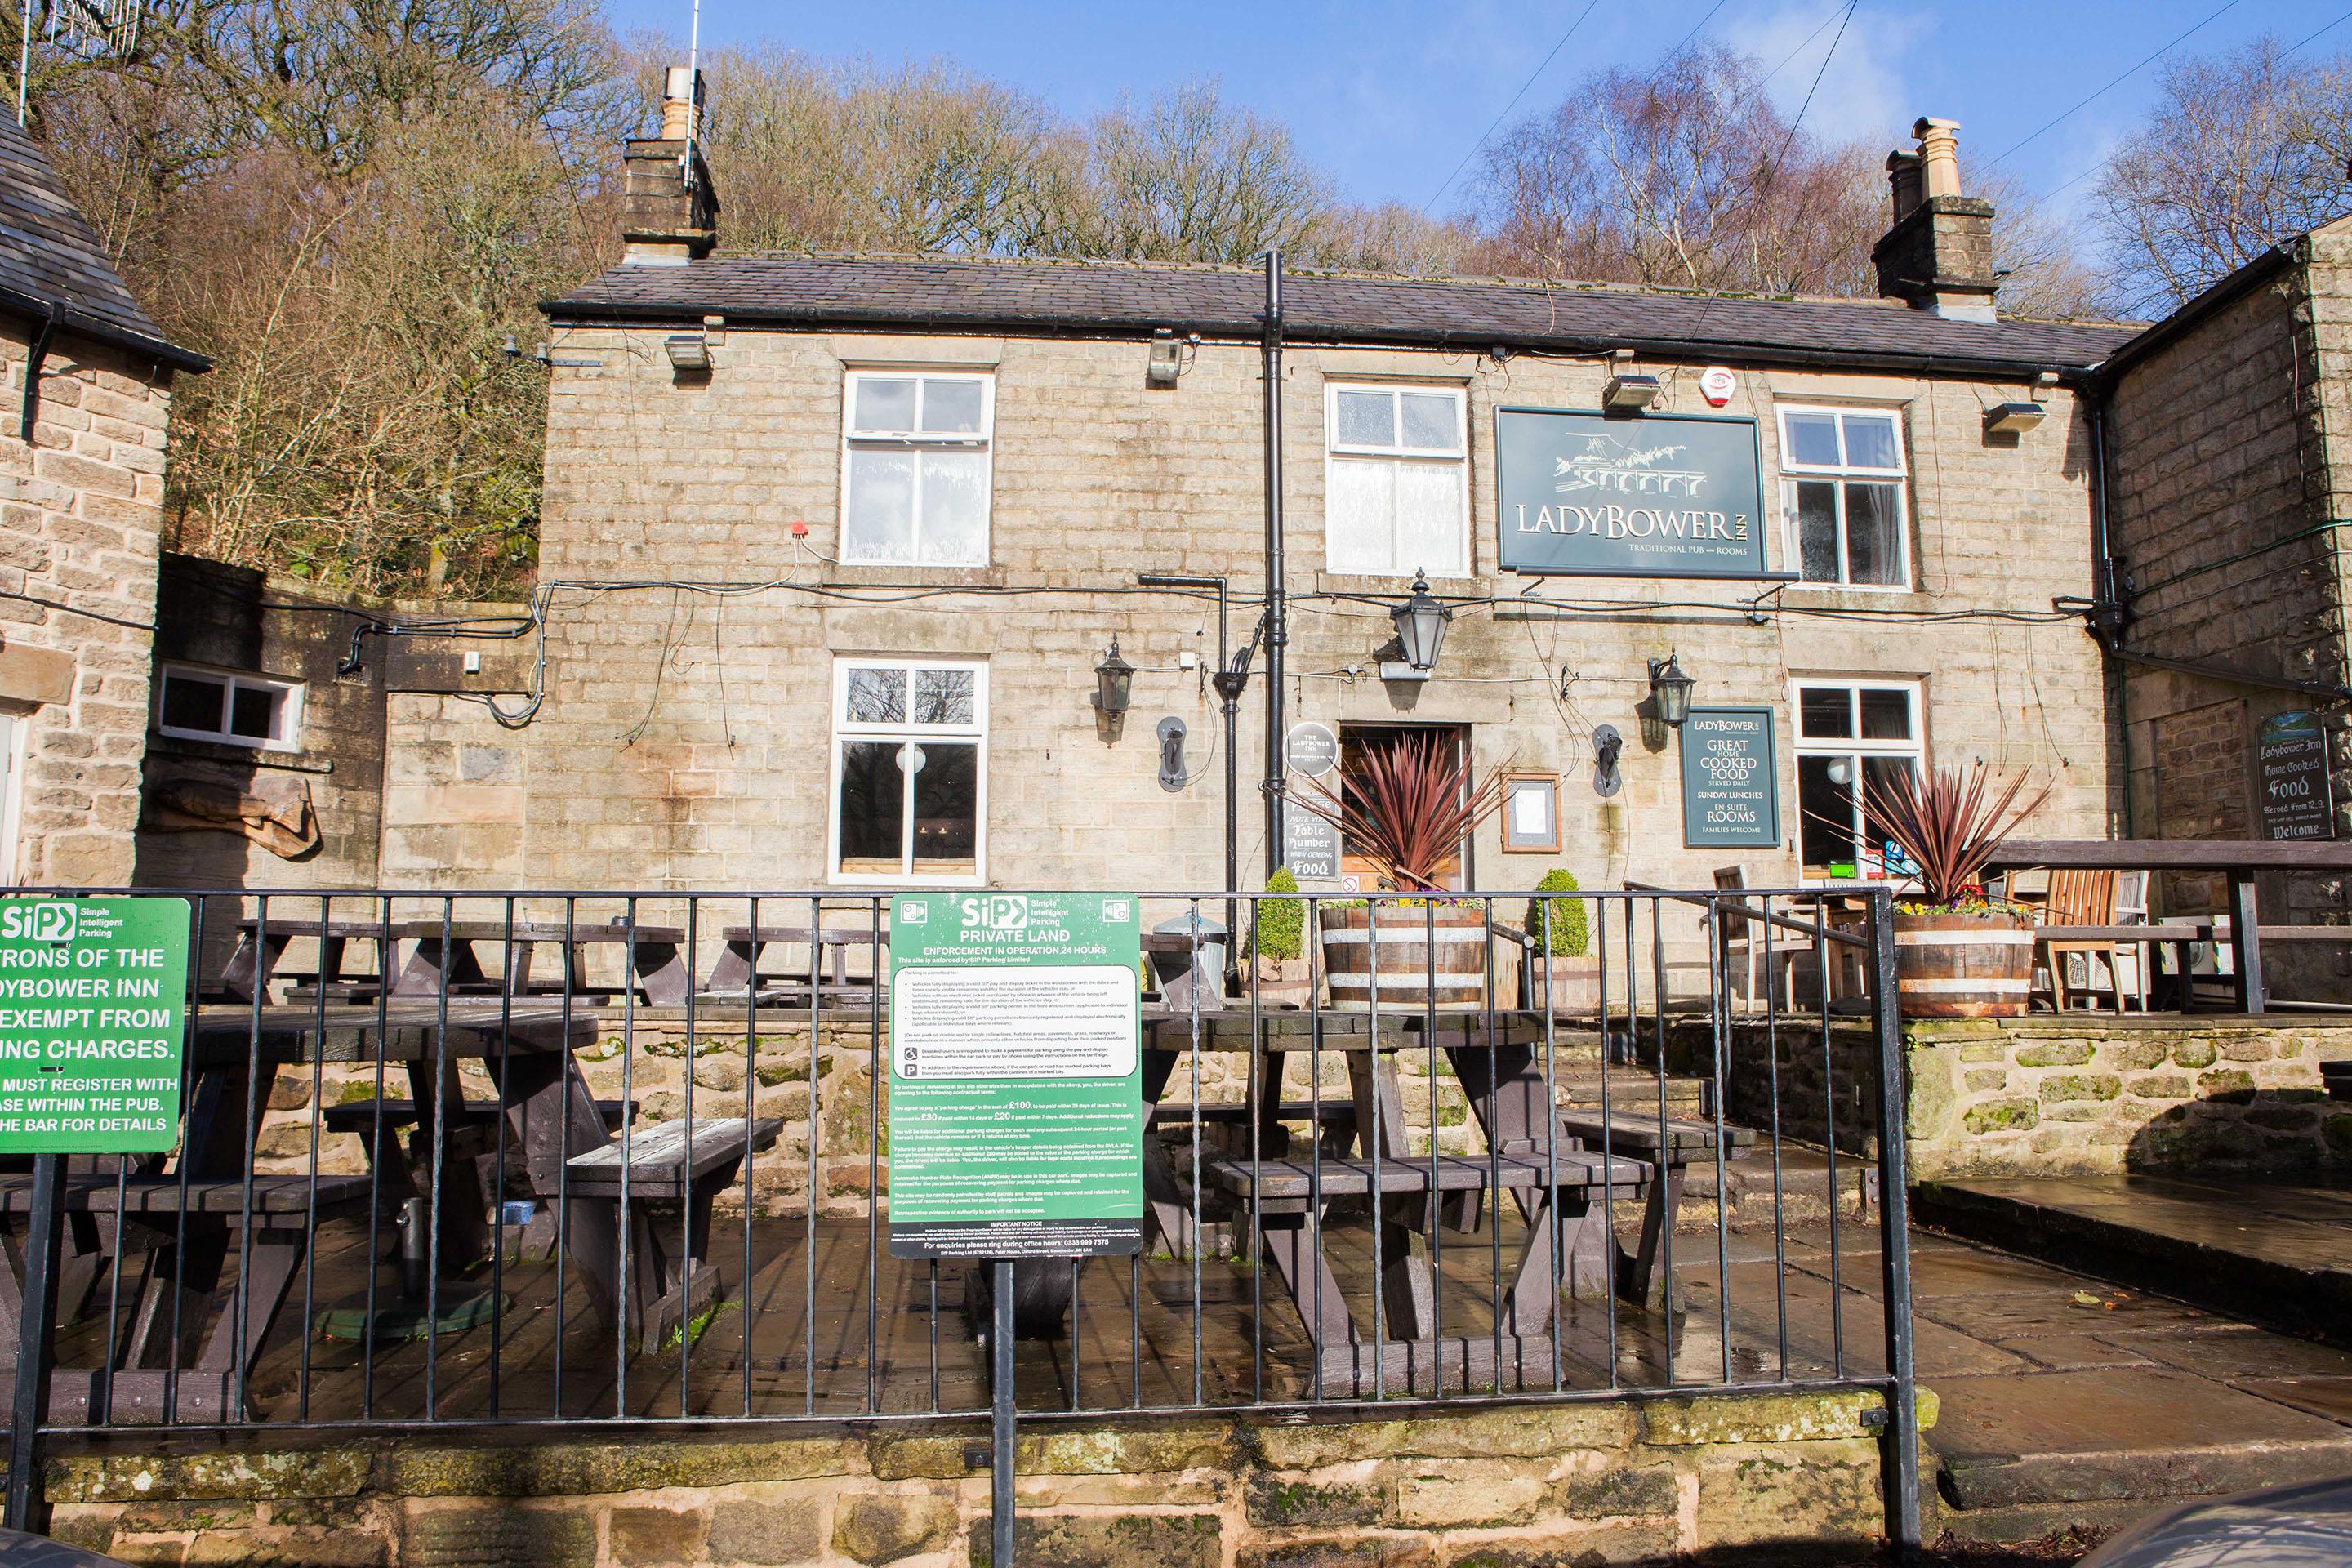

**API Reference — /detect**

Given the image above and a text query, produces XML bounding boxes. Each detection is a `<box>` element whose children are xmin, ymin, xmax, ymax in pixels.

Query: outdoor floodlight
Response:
<box><xmin>1387</xmin><ymin>570</ymin><xmax>1452</xmax><ymax>677</ymax></box>
<box><xmin>1146</xmin><ymin>328</ymin><xmax>1183</xmax><ymax>388</ymax></box>
<box><xmin>1984</xmin><ymin>401</ymin><xmax>2046</xmax><ymax>437</ymax></box>
<box><xmin>1092</xmin><ymin>638</ymin><xmax>1136</xmax><ymax>718</ymax></box>
<box><xmin>1601</xmin><ymin>372</ymin><xmax>1662</xmax><ymax>414</ymax></box>
<box><xmin>664</xmin><ymin>333</ymin><xmax>711</xmax><ymax>373</ymax></box>
<box><xmin>1648</xmin><ymin>653</ymin><xmax>1695</xmax><ymax>728</ymax></box>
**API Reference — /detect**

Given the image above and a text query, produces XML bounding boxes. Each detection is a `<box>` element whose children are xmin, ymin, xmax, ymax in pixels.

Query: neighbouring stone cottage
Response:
<box><xmin>0</xmin><ymin>114</ymin><xmax>205</xmax><ymax>886</ymax></box>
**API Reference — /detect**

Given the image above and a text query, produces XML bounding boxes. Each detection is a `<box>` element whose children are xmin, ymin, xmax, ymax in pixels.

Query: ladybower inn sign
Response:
<box><xmin>1495</xmin><ymin>408</ymin><xmax>1769</xmax><ymax>579</ymax></box>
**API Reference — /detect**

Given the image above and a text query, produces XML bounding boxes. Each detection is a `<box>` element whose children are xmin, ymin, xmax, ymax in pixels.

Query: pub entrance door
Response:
<box><xmin>1334</xmin><ymin>723</ymin><xmax>1473</xmax><ymax>890</ymax></box>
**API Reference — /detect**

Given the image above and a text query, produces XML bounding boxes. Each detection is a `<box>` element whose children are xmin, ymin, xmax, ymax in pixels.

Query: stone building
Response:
<box><xmin>2098</xmin><ymin>216</ymin><xmax>2352</xmax><ymax>973</ymax></box>
<box><xmin>381</xmin><ymin>101</ymin><xmax>2132</xmax><ymax>912</ymax></box>
<box><xmin>0</xmin><ymin>114</ymin><xmax>205</xmax><ymax>885</ymax></box>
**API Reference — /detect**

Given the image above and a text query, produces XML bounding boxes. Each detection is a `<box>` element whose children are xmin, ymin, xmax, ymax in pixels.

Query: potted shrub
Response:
<box><xmin>1288</xmin><ymin>733</ymin><xmax>1508</xmax><ymax>1012</ymax></box>
<box><xmin>1523</xmin><ymin>869</ymin><xmax>1600</xmax><ymax>1013</ymax></box>
<box><xmin>1861</xmin><ymin>763</ymin><xmax>2051</xmax><ymax>1018</ymax></box>
<box><xmin>1248</xmin><ymin>868</ymin><xmax>1312</xmax><ymax>1009</ymax></box>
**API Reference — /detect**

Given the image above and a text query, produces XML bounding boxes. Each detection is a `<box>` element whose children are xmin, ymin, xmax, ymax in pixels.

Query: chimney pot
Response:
<box><xmin>660</xmin><ymin>65</ymin><xmax>705</xmax><ymax>141</ymax></box>
<box><xmin>1913</xmin><ymin>116</ymin><xmax>1963</xmax><ymax>199</ymax></box>
<box><xmin>1886</xmin><ymin>149</ymin><xmax>1923</xmax><ymax>224</ymax></box>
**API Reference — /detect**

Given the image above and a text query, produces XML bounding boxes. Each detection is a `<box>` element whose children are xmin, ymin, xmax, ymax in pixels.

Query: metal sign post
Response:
<box><xmin>0</xmin><ymin>897</ymin><xmax>190</xmax><ymax>1535</ymax></box>
<box><xmin>884</xmin><ymin>893</ymin><xmax>1146</xmax><ymax>1568</ymax></box>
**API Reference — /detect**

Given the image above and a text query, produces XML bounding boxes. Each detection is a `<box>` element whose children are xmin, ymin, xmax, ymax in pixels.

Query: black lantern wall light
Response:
<box><xmin>1091</xmin><ymin>638</ymin><xmax>1135</xmax><ymax>741</ymax></box>
<box><xmin>1648</xmin><ymin>653</ymin><xmax>1695</xmax><ymax>727</ymax></box>
<box><xmin>1380</xmin><ymin>570</ymin><xmax>1453</xmax><ymax>680</ymax></box>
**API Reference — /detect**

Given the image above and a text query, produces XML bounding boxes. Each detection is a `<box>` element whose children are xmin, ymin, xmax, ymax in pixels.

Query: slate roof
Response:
<box><xmin>0</xmin><ymin>114</ymin><xmax>206</xmax><ymax>371</ymax></box>
<box><xmin>547</xmin><ymin>252</ymin><xmax>2143</xmax><ymax>381</ymax></box>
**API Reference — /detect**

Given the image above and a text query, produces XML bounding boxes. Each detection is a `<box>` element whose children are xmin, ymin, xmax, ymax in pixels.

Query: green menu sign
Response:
<box><xmin>1681</xmin><ymin>707</ymin><xmax>1781</xmax><ymax>849</ymax></box>
<box><xmin>0</xmin><ymin>898</ymin><xmax>189</xmax><ymax>1153</ymax></box>
<box><xmin>885</xmin><ymin>893</ymin><xmax>1143</xmax><ymax>1260</ymax></box>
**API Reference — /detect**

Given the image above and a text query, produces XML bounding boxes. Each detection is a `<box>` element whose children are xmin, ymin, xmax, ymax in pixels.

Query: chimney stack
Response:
<box><xmin>1871</xmin><ymin>117</ymin><xmax>1997</xmax><ymax>321</ymax></box>
<box><xmin>621</xmin><ymin>66</ymin><xmax>718</xmax><ymax>266</ymax></box>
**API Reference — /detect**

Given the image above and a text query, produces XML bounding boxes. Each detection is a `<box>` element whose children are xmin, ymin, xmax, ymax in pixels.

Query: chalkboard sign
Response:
<box><xmin>1283</xmin><ymin>809</ymin><xmax>1342</xmax><ymax>881</ymax></box>
<box><xmin>2256</xmin><ymin>710</ymin><xmax>2333</xmax><ymax>842</ymax></box>
<box><xmin>1680</xmin><ymin>707</ymin><xmax>1780</xmax><ymax>849</ymax></box>
<box><xmin>1495</xmin><ymin>408</ymin><xmax>1770</xmax><ymax>579</ymax></box>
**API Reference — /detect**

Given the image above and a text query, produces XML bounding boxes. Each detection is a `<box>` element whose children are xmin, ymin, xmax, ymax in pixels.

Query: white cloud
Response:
<box><xmin>1720</xmin><ymin>1</ymin><xmax>1927</xmax><ymax>150</ymax></box>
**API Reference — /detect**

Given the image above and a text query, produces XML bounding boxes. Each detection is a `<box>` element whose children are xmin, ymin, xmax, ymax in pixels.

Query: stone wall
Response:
<box><xmin>133</xmin><ymin>554</ymin><xmax>388</xmax><ymax>893</ymax></box>
<box><xmin>1716</xmin><ymin>1015</ymin><xmax>2352</xmax><ymax>1179</ymax></box>
<box><xmin>453</xmin><ymin>321</ymin><xmax>2118</xmax><ymax>902</ymax></box>
<box><xmin>2104</xmin><ymin>218</ymin><xmax>2352</xmax><ymax>995</ymax></box>
<box><xmin>0</xmin><ymin>330</ymin><xmax>176</xmax><ymax>886</ymax></box>
<box><xmin>38</xmin><ymin>1388</ymin><xmax>1927</xmax><ymax>1567</ymax></box>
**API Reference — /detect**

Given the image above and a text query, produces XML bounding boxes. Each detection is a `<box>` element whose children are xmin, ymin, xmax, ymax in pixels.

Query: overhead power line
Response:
<box><xmin>1985</xmin><ymin>0</ymin><xmax>2244</xmax><ymax>169</ymax></box>
<box><xmin>2033</xmin><ymin>2</ymin><xmax>2352</xmax><ymax>206</ymax></box>
<box><xmin>1423</xmin><ymin>0</ymin><xmax>1604</xmax><ymax>214</ymax></box>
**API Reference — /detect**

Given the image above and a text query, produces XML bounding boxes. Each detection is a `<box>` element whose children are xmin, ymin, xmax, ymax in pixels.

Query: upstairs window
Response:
<box><xmin>158</xmin><ymin>665</ymin><xmax>304</xmax><ymax>752</ymax></box>
<box><xmin>1324</xmin><ymin>383</ymin><xmax>1470</xmax><ymax>577</ymax></box>
<box><xmin>840</xmin><ymin>372</ymin><xmax>993</xmax><ymax>567</ymax></box>
<box><xmin>830</xmin><ymin>658</ymin><xmax>987</xmax><ymax>884</ymax></box>
<box><xmin>1778</xmin><ymin>405</ymin><xmax>1909</xmax><ymax>589</ymax></box>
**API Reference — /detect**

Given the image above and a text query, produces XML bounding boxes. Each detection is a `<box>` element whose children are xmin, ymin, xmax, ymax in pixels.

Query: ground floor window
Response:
<box><xmin>830</xmin><ymin>657</ymin><xmax>987</xmax><ymax>883</ymax></box>
<box><xmin>1791</xmin><ymin>679</ymin><xmax>1922</xmax><ymax>879</ymax></box>
<box><xmin>158</xmin><ymin>663</ymin><xmax>304</xmax><ymax>751</ymax></box>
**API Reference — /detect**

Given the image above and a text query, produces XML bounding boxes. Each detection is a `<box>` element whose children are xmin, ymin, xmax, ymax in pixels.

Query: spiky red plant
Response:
<box><xmin>1857</xmin><ymin>762</ymin><xmax>2053</xmax><ymax>907</ymax></box>
<box><xmin>1287</xmin><ymin>732</ymin><xmax>1509</xmax><ymax>893</ymax></box>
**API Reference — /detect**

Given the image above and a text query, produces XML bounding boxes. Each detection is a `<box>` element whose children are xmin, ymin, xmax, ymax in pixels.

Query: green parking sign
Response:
<box><xmin>0</xmin><ymin>898</ymin><xmax>189</xmax><ymax>1153</ymax></box>
<box><xmin>885</xmin><ymin>893</ymin><xmax>1144</xmax><ymax>1260</ymax></box>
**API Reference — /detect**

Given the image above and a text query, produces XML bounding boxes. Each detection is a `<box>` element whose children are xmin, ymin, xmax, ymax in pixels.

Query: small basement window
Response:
<box><xmin>158</xmin><ymin>665</ymin><xmax>304</xmax><ymax>752</ymax></box>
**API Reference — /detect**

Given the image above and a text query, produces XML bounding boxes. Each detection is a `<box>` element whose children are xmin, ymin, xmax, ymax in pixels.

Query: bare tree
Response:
<box><xmin>2094</xmin><ymin>37</ymin><xmax>2352</xmax><ymax>317</ymax></box>
<box><xmin>1465</xmin><ymin>46</ymin><xmax>1882</xmax><ymax>297</ymax></box>
<box><xmin>1083</xmin><ymin>81</ymin><xmax>1330</xmax><ymax>263</ymax></box>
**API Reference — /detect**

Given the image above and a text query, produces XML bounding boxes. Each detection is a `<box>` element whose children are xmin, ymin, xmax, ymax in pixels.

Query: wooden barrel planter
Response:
<box><xmin>1891</xmin><ymin>908</ymin><xmax>2034</xmax><ymax>1018</ymax></box>
<box><xmin>1321</xmin><ymin>902</ymin><xmax>1489</xmax><ymax>1011</ymax></box>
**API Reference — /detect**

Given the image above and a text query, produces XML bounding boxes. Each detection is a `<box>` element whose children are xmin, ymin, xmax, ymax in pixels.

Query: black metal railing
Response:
<box><xmin>0</xmin><ymin>883</ymin><xmax>1918</xmax><ymax>1544</ymax></box>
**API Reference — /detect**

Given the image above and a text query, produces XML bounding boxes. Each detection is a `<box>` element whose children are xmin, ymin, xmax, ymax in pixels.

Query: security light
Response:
<box><xmin>1601</xmin><ymin>372</ymin><xmax>1662</xmax><ymax>414</ymax></box>
<box><xmin>1146</xmin><ymin>328</ymin><xmax>1183</xmax><ymax>388</ymax></box>
<box><xmin>1092</xmin><ymin>639</ymin><xmax>1135</xmax><ymax>718</ymax></box>
<box><xmin>1389</xmin><ymin>571</ymin><xmax>1452</xmax><ymax>675</ymax></box>
<box><xmin>1647</xmin><ymin>653</ymin><xmax>1695</xmax><ymax>728</ymax></box>
<box><xmin>664</xmin><ymin>333</ymin><xmax>711</xmax><ymax>373</ymax></box>
<box><xmin>1984</xmin><ymin>401</ymin><xmax>2046</xmax><ymax>436</ymax></box>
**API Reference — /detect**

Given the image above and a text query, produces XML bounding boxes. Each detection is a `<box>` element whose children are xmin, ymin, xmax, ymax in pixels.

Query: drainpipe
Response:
<box><xmin>2088</xmin><ymin>396</ymin><xmax>2134</xmax><ymax>837</ymax></box>
<box><xmin>1262</xmin><ymin>248</ymin><xmax>1288</xmax><ymax>880</ymax></box>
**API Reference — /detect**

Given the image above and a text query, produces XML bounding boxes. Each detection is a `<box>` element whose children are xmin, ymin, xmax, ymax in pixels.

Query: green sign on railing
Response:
<box><xmin>884</xmin><ymin>893</ymin><xmax>1143</xmax><ymax>1260</ymax></box>
<box><xmin>0</xmin><ymin>898</ymin><xmax>189</xmax><ymax>1154</ymax></box>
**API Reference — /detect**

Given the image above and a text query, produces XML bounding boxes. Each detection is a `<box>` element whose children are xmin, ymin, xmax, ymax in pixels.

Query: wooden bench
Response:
<box><xmin>0</xmin><ymin>1173</ymin><xmax>371</xmax><ymax>1423</ymax></box>
<box><xmin>1557</xmin><ymin>1110</ymin><xmax>1754</xmax><ymax>1304</ymax></box>
<box><xmin>564</xmin><ymin>1116</ymin><xmax>783</xmax><ymax>1350</ymax></box>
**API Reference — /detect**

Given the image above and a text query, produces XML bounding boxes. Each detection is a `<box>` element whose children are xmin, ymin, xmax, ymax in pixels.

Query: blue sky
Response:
<box><xmin>606</xmin><ymin>2</ymin><xmax>2352</xmax><ymax>223</ymax></box>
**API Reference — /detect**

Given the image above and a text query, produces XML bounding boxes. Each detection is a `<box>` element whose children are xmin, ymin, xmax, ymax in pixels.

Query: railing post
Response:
<box><xmin>1865</xmin><ymin>886</ymin><xmax>1922</xmax><ymax>1560</ymax></box>
<box><xmin>4</xmin><ymin>1152</ymin><xmax>65</xmax><ymax>1533</ymax></box>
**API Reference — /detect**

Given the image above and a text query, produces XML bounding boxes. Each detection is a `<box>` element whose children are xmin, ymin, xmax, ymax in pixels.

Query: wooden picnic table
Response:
<box><xmin>1135</xmin><ymin>1006</ymin><xmax>1661</xmax><ymax>1394</ymax></box>
<box><xmin>220</xmin><ymin>917</ymin><xmax>697</xmax><ymax>1007</ymax></box>
<box><xmin>218</xmin><ymin>917</ymin><xmax>395</xmax><ymax>1002</ymax></box>
<box><xmin>704</xmin><ymin>924</ymin><xmax>881</xmax><ymax>997</ymax></box>
<box><xmin>0</xmin><ymin>996</ymin><xmax>768</xmax><ymax>1423</ymax></box>
<box><xmin>1989</xmin><ymin>840</ymin><xmax>2352</xmax><ymax>1013</ymax></box>
<box><xmin>393</xmin><ymin>920</ymin><xmax>693</xmax><ymax>1007</ymax></box>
